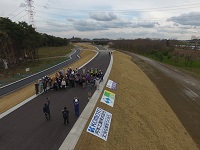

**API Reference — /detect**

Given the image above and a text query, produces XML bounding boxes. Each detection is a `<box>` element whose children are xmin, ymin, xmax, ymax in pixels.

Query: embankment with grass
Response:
<box><xmin>0</xmin><ymin>45</ymin><xmax>74</xmax><ymax>87</ymax></box>
<box><xmin>75</xmin><ymin>50</ymin><xmax>198</xmax><ymax>150</ymax></box>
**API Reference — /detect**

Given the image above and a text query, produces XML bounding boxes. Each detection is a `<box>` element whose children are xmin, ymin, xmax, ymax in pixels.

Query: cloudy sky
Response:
<box><xmin>1</xmin><ymin>0</ymin><xmax>200</xmax><ymax>40</ymax></box>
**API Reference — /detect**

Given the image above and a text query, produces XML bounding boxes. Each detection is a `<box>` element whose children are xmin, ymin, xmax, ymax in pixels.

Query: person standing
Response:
<box><xmin>87</xmin><ymin>83</ymin><xmax>93</xmax><ymax>100</ymax></box>
<box><xmin>43</xmin><ymin>98</ymin><xmax>51</xmax><ymax>120</ymax></box>
<box><xmin>62</xmin><ymin>107</ymin><xmax>69</xmax><ymax>125</ymax></box>
<box><xmin>35</xmin><ymin>81</ymin><xmax>39</xmax><ymax>94</ymax></box>
<box><xmin>82</xmin><ymin>67</ymin><xmax>86</xmax><ymax>75</ymax></box>
<box><xmin>95</xmin><ymin>77</ymin><xmax>100</xmax><ymax>90</ymax></box>
<box><xmin>39</xmin><ymin>79</ymin><xmax>43</xmax><ymax>93</ymax></box>
<box><xmin>54</xmin><ymin>80</ymin><xmax>59</xmax><ymax>91</ymax></box>
<box><xmin>61</xmin><ymin>79</ymin><xmax>66</xmax><ymax>90</ymax></box>
<box><xmin>73</xmin><ymin>97</ymin><xmax>80</xmax><ymax>117</ymax></box>
<box><xmin>42</xmin><ymin>78</ymin><xmax>47</xmax><ymax>92</ymax></box>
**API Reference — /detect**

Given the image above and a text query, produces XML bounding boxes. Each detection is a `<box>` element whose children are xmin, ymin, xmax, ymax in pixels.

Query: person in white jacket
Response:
<box><xmin>61</xmin><ymin>79</ymin><xmax>66</xmax><ymax>90</ymax></box>
<box><xmin>95</xmin><ymin>77</ymin><xmax>100</xmax><ymax>90</ymax></box>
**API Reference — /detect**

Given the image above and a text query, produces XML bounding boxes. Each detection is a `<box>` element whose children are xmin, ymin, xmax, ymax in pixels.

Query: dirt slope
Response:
<box><xmin>75</xmin><ymin>51</ymin><xmax>198</xmax><ymax>150</ymax></box>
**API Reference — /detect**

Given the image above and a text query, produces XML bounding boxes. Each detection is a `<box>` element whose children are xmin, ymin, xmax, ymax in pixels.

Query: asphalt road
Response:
<box><xmin>0</xmin><ymin>49</ymin><xmax>81</xmax><ymax>97</ymax></box>
<box><xmin>125</xmin><ymin>52</ymin><xmax>200</xmax><ymax>148</ymax></box>
<box><xmin>0</xmin><ymin>46</ymin><xmax>110</xmax><ymax>150</ymax></box>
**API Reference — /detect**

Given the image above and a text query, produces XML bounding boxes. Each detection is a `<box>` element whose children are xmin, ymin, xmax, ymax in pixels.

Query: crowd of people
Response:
<box><xmin>38</xmin><ymin>66</ymin><xmax>104</xmax><ymax>125</ymax></box>
<box><xmin>43</xmin><ymin>97</ymin><xmax>80</xmax><ymax>126</ymax></box>
<box><xmin>35</xmin><ymin>66</ymin><xmax>104</xmax><ymax>94</ymax></box>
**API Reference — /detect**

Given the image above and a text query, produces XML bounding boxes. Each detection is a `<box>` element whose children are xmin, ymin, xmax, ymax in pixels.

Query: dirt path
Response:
<box><xmin>75</xmin><ymin>50</ymin><xmax>198</xmax><ymax>150</ymax></box>
<box><xmin>126</xmin><ymin>52</ymin><xmax>200</xmax><ymax>148</ymax></box>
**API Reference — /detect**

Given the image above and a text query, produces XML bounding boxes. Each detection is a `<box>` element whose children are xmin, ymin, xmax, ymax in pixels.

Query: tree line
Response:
<box><xmin>0</xmin><ymin>17</ymin><xmax>69</xmax><ymax>69</ymax></box>
<box><xmin>110</xmin><ymin>39</ymin><xmax>200</xmax><ymax>67</ymax></box>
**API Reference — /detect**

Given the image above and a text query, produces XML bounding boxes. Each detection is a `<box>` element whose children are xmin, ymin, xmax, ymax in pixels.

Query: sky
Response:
<box><xmin>1</xmin><ymin>0</ymin><xmax>200</xmax><ymax>40</ymax></box>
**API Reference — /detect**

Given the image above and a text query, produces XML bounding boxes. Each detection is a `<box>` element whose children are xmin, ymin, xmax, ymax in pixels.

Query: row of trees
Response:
<box><xmin>0</xmin><ymin>17</ymin><xmax>69</xmax><ymax>69</ymax></box>
<box><xmin>70</xmin><ymin>37</ymin><xmax>110</xmax><ymax>45</ymax></box>
<box><xmin>111</xmin><ymin>39</ymin><xmax>172</xmax><ymax>54</ymax></box>
<box><xmin>110</xmin><ymin>39</ymin><xmax>200</xmax><ymax>67</ymax></box>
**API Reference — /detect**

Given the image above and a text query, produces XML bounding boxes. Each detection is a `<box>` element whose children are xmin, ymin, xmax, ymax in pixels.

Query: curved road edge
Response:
<box><xmin>59</xmin><ymin>50</ymin><xmax>114</xmax><ymax>150</ymax></box>
<box><xmin>0</xmin><ymin>49</ymin><xmax>80</xmax><ymax>97</ymax></box>
<box><xmin>0</xmin><ymin>49</ymin><xmax>99</xmax><ymax>119</ymax></box>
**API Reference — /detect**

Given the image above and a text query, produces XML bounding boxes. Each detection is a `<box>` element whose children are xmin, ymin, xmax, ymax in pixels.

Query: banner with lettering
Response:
<box><xmin>106</xmin><ymin>79</ymin><xmax>117</xmax><ymax>90</ymax></box>
<box><xmin>87</xmin><ymin>107</ymin><xmax>112</xmax><ymax>141</ymax></box>
<box><xmin>100</xmin><ymin>90</ymin><xmax>115</xmax><ymax>107</ymax></box>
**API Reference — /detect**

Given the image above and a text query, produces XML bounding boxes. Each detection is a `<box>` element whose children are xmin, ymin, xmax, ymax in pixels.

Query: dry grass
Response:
<box><xmin>75</xmin><ymin>43</ymin><xmax>95</xmax><ymax>50</ymax></box>
<box><xmin>0</xmin><ymin>50</ymin><xmax>96</xmax><ymax>114</ymax></box>
<box><xmin>75</xmin><ymin>51</ymin><xmax>198</xmax><ymax>150</ymax></box>
<box><xmin>38</xmin><ymin>44</ymin><xmax>74</xmax><ymax>58</ymax></box>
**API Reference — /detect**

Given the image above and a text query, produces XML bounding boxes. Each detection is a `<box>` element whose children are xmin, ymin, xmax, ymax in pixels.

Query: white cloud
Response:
<box><xmin>19</xmin><ymin>3</ymin><xmax>26</xmax><ymax>8</ymax></box>
<box><xmin>1</xmin><ymin>0</ymin><xmax>200</xmax><ymax>40</ymax></box>
<box><xmin>66</xmin><ymin>17</ymin><xmax>157</xmax><ymax>31</ymax></box>
<box><xmin>90</xmin><ymin>12</ymin><xmax>117</xmax><ymax>21</ymax></box>
<box><xmin>73</xmin><ymin>19</ymin><xmax>106</xmax><ymax>31</ymax></box>
<box><xmin>137</xmin><ymin>21</ymin><xmax>158</xmax><ymax>28</ymax></box>
<box><xmin>167</xmin><ymin>12</ymin><xmax>200</xmax><ymax>26</ymax></box>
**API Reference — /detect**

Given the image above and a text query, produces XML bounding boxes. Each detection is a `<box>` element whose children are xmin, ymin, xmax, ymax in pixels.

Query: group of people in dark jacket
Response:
<box><xmin>40</xmin><ymin>66</ymin><xmax>104</xmax><ymax>126</ymax></box>
<box><xmin>43</xmin><ymin>97</ymin><xmax>80</xmax><ymax>125</ymax></box>
<box><xmin>35</xmin><ymin>67</ymin><xmax>104</xmax><ymax>94</ymax></box>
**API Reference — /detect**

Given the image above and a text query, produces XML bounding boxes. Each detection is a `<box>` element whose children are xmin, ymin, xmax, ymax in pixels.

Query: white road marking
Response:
<box><xmin>183</xmin><ymin>86</ymin><xmax>199</xmax><ymax>101</ymax></box>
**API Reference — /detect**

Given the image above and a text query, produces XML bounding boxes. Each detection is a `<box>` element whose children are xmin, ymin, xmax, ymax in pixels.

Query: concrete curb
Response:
<box><xmin>59</xmin><ymin>51</ymin><xmax>114</xmax><ymax>150</ymax></box>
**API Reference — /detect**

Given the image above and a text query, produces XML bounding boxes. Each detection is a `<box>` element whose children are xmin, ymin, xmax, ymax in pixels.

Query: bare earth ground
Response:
<box><xmin>0</xmin><ymin>49</ymin><xmax>96</xmax><ymax>113</ymax></box>
<box><xmin>75</xmin><ymin>51</ymin><xmax>198</xmax><ymax>150</ymax></box>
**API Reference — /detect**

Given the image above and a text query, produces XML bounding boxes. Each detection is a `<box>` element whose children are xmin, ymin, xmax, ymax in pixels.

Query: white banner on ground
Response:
<box><xmin>25</xmin><ymin>68</ymin><xmax>30</xmax><ymax>72</ymax></box>
<box><xmin>100</xmin><ymin>90</ymin><xmax>115</xmax><ymax>107</ymax></box>
<box><xmin>87</xmin><ymin>107</ymin><xmax>112</xmax><ymax>141</ymax></box>
<box><xmin>2</xmin><ymin>59</ymin><xmax>8</xmax><ymax>69</ymax></box>
<box><xmin>106</xmin><ymin>79</ymin><xmax>117</xmax><ymax>90</ymax></box>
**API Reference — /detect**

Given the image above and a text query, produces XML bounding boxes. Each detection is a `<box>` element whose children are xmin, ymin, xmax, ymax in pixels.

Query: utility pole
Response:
<box><xmin>25</xmin><ymin>0</ymin><xmax>35</xmax><ymax>29</ymax></box>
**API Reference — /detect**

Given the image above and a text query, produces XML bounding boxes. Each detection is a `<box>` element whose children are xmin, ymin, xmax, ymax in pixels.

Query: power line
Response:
<box><xmin>10</xmin><ymin>9</ymin><xmax>26</xmax><ymax>19</ymax></box>
<box><xmin>34</xmin><ymin>7</ymin><xmax>200</xmax><ymax>22</ymax></box>
<box><xmin>31</xmin><ymin>3</ymin><xmax>200</xmax><ymax>23</ymax></box>
<box><xmin>34</xmin><ymin>2</ymin><xmax>200</xmax><ymax>12</ymax></box>
<box><xmin>8</xmin><ymin>7</ymin><xmax>22</xmax><ymax>16</ymax></box>
<box><xmin>14</xmin><ymin>13</ymin><xmax>28</xmax><ymax>22</ymax></box>
<box><xmin>35</xmin><ymin>15</ymin><xmax>67</xmax><ymax>24</ymax></box>
<box><xmin>36</xmin><ymin>10</ymin><xmax>72</xmax><ymax>18</ymax></box>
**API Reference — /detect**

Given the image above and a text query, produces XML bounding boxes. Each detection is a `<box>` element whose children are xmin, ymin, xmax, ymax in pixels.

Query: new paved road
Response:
<box><xmin>0</xmin><ymin>46</ymin><xmax>110</xmax><ymax>150</ymax></box>
<box><xmin>0</xmin><ymin>49</ymin><xmax>81</xmax><ymax>97</ymax></box>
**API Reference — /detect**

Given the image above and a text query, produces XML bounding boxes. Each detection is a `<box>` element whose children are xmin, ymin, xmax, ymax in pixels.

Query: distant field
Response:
<box><xmin>75</xmin><ymin>43</ymin><xmax>95</xmax><ymax>50</ymax></box>
<box><xmin>38</xmin><ymin>44</ymin><xmax>74</xmax><ymax>58</ymax></box>
<box><xmin>145</xmin><ymin>54</ymin><xmax>200</xmax><ymax>78</ymax></box>
<box><xmin>0</xmin><ymin>44</ymin><xmax>74</xmax><ymax>87</ymax></box>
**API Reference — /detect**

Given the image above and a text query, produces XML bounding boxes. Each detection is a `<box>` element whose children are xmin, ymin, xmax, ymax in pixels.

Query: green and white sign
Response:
<box><xmin>100</xmin><ymin>90</ymin><xmax>115</xmax><ymax>107</ymax></box>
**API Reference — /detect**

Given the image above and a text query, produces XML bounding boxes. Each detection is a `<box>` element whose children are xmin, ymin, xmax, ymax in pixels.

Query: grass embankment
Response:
<box><xmin>75</xmin><ymin>43</ymin><xmax>96</xmax><ymax>50</ymax></box>
<box><xmin>0</xmin><ymin>49</ymin><xmax>96</xmax><ymax>114</ymax></box>
<box><xmin>162</xmin><ymin>57</ymin><xmax>200</xmax><ymax>78</ymax></box>
<box><xmin>38</xmin><ymin>45</ymin><xmax>74</xmax><ymax>58</ymax></box>
<box><xmin>146</xmin><ymin>53</ymin><xmax>200</xmax><ymax>78</ymax></box>
<box><xmin>0</xmin><ymin>45</ymin><xmax>74</xmax><ymax>87</ymax></box>
<box><xmin>75</xmin><ymin>51</ymin><xmax>198</xmax><ymax>150</ymax></box>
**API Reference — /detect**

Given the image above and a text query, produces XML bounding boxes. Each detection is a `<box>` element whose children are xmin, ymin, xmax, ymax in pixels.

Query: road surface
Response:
<box><xmin>0</xmin><ymin>46</ymin><xmax>110</xmax><ymax>150</ymax></box>
<box><xmin>0</xmin><ymin>49</ymin><xmax>81</xmax><ymax>97</ymax></box>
